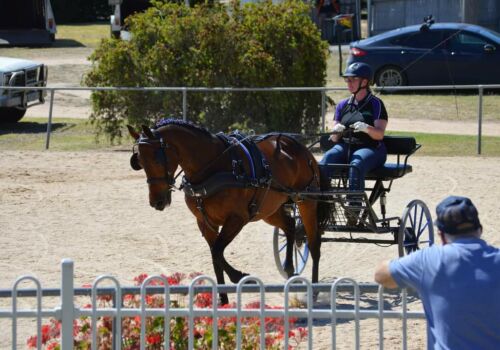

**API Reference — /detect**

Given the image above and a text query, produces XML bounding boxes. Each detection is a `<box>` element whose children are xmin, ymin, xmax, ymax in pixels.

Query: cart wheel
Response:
<box><xmin>398</xmin><ymin>200</ymin><xmax>434</xmax><ymax>257</ymax></box>
<box><xmin>273</xmin><ymin>205</ymin><xmax>309</xmax><ymax>278</ymax></box>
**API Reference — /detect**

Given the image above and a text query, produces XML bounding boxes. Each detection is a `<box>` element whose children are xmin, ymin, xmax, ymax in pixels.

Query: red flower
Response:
<box><xmin>146</xmin><ymin>333</ymin><xmax>161</xmax><ymax>345</ymax></box>
<box><xmin>133</xmin><ymin>273</ymin><xmax>149</xmax><ymax>285</ymax></box>
<box><xmin>195</xmin><ymin>293</ymin><xmax>213</xmax><ymax>308</ymax></box>
<box><xmin>134</xmin><ymin>315</ymin><xmax>141</xmax><ymax>325</ymax></box>
<box><xmin>26</xmin><ymin>336</ymin><xmax>37</xmax><ymax>348</ymax></box>
<box><xmin>41</xmin><ymin>324</ymin><xmax>52</xmax><ymax>343</ymax></box>
<box><xmin>47</xmin><ymin>342</ymin><xmax>59</xmax><ymax>350</ymax></box>
<box><xmin>168</xmin><ymin>272</ymin><xmax>186</xmax><ymax>285</ymax></box>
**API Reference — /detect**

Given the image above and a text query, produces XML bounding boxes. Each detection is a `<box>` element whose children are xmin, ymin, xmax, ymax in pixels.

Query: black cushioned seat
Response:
<box><xmin>367</xmin><ymin>136</ymin><xmax>417</xmax><ymax>180</ymax></box>
<box><xmin>365</xmin><ymin>163</ymin><xmax>412</xmax><ymax>180</ymax></box>
<box><xmin>320</xmin><ymin>135</ymin><xmax>418</xmax><ymax>181</ymax></box>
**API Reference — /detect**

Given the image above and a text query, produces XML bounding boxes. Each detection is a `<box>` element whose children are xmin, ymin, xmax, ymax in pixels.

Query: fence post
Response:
<box><xmin>60</xmin><ymin>259</ymin><xmax>75</xmax><ymax>350</ymax></box>
<box><xmin>477</xmin><ymin>86</ymin><xmax>483</xmax><ymax>155</ymax></box>
<box><xmin>321</xmin><ymin>89</ymin><xmax>326</xmax><ymax>132</ymax></box>
<box><xmin>182</xmin><ymin>88</ymin><xmax>187</xmax><ymax>121</ymax></box>
<box><xmin>45</xmin><ymin>89</ymin><xmax>55</xmax><ymax>150</ymax></box>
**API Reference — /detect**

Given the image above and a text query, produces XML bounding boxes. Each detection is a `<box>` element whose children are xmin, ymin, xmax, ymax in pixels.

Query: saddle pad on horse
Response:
<box><xmin>216</xmin><ymin>130</ymin><xmax>271</xmax><ymax>185</ymax></box>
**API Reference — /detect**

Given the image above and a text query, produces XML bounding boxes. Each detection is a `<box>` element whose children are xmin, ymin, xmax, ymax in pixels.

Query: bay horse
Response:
<box><xmin>128</xmin><ymin>119</ymin><xmax>330</xmax><ymax>304</ymax></box>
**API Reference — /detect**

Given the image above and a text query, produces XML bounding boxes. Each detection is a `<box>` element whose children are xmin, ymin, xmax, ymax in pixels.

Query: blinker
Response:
<box><xmin>130</xmin><ymin>153</ymin><xmax>142</xmax><ymax>171</ymax></box>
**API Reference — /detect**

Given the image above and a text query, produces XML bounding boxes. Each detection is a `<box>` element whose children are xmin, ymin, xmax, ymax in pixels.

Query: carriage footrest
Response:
<box><xmin>321</xmin><ymin>237</ymin><xmax>397</xmax><ymax>244</ymax></box>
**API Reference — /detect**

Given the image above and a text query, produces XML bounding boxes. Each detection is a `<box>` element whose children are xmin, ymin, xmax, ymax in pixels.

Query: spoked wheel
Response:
<box><xmin>273</xmin><ymin>204</ymin><xmax>309</xmax><ymax>278</ymax></box>
<box><xmin>398</xmin><ymin>200</ymin><xmax>434</xmax><ymax>257</ymax></box>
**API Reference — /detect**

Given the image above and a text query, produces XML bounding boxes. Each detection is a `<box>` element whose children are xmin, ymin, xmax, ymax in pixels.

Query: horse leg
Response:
<box><xmin>263</xmin><ymin>205</ymin><xmax>296</xmax><ymax>278</ymax></box>
<box><xmin>212</xmin><ymin>215</ymin><xmax>248</xmax><ymax>284</ymax></box>
<box><xmin>196</xmin><ymin>219</ymin><xmax>229</xmax><ymax>305</ymax></box>
<box><xmin>297</xmin><ymin>200</ymin><xmax>321</xmax><ymax>284</ymax></box>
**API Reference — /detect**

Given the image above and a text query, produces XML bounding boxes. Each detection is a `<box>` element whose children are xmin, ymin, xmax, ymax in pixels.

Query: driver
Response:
<box><xmin>319</xmin><ymin>62</ymin><xmax>388</xmax><ymax>192</ymax></box>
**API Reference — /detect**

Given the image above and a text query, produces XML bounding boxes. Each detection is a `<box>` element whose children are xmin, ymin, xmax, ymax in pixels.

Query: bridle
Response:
<box><xmin>133</xmin><ymin>136</ymin><xmax>180</xmax><ymax>189</ymax></box>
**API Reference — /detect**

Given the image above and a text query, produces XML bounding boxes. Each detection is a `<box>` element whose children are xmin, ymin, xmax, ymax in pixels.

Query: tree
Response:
<box><xmin>84</xmin><ymin>0</ymin><xmax>328</xmax><ymax>141</ymax></box>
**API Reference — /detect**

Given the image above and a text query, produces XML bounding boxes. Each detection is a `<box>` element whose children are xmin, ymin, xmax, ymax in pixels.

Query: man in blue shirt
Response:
<box><xmin>374</xmin><ymin>196</ymin><xmax>500</xmax><ymax>349</ymax></box>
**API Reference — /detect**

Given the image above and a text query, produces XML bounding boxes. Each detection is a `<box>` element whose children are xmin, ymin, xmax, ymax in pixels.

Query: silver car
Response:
<box><xmin>0</xmin><ymin>57</ymin><xmax>48</xmax><ymax>123</ymax></box>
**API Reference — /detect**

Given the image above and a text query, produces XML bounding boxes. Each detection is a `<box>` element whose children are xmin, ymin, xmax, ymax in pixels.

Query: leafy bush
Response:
<box><xmin>27</xmin><ymin>272</ymin><xmax>307</xmax><ymax>349</ymax></box>
<box><xmin>84</xmin><ymin>0</ymin><xmax>327</xmax><ymax>141</ymax></box>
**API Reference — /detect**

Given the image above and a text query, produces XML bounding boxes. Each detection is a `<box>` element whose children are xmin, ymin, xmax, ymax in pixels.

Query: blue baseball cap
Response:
<box><xmin>435</xmin><ymin>196</ymin><xmax>481</xmax><ymax>235</ymax></box>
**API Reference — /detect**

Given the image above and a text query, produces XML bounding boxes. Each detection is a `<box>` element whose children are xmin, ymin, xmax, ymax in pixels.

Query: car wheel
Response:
<box><xmin>376</xmin><ymin>66</ymin><xmax>406</xmax><ymax>87</ymax></box>
<box><xmin>0</xmin><ymin>107</ymin><xmax>27</xmax><ymax>123</ymax></box>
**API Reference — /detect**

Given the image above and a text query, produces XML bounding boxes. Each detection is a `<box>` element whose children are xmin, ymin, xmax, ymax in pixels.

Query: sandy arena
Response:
<box><xmin>1</xmin><ymin>149</ymin><xmax>499</xmax><ymax>348</ymax></box>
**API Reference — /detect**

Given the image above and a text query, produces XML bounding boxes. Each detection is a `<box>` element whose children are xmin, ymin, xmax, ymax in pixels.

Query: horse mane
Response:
<box><xmin>154</xmin><ymin>118</ymin><xmax>213</xmax><ymax>138</ymax></box>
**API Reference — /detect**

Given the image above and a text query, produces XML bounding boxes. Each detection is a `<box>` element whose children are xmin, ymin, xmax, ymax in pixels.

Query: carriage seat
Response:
<box><xmin>319</xmin><ymin>135</ymin><xmax>420</xmax><ymax>181</ymax></box>
<box><xmin>366</xmin><ymin>136</ymin><xmax>419</xmax><ymax>181</ymax></box>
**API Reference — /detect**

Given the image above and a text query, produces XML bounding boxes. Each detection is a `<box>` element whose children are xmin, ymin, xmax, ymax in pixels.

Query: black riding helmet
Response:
<box><xmin>343</xmin><ymin>62</ymin><xmax>374</xmax><ymax>84</ymax></box>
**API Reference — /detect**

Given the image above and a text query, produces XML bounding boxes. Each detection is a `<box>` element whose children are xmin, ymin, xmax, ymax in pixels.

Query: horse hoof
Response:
<box><xmin>219</xmin><ymin>294</ymin><xmax>229</xmax><ymax>306</ymax></box>
<box><xmin>239</xmin><ymin>273</ymin><xmax>258</xmax><ymax>284</ymax></box>
<box><xmin>229</xmin><ymin>272</ymin><xmax>248</xmax><ymax>284</ymax></box>
<box><xmin>243</xmin><ymin>278</ymin><xmax>257</xmax><ymax>285</ymax></box>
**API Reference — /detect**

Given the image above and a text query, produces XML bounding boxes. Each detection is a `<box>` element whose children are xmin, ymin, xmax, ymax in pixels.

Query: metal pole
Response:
<box><xmin>356</xmin><ymin>0</ymin><xmax>361</xmax><ymax>39</ymax></box>
<box><xmin>45</xmin><ymin>89</ymin><xmax>55</xmax><ymax>150</ymax></box>
<box><xmin>182</xmin><ymin>88</ymin><xmax>187</xmax><ymax>121</ymax></box>
<box><xmin>367</xmin><ymin>0</ymin><xmax>372</xmax><ymax>37</ymax></box>
<box><xmin>477</xmin><ymin>86</ymin><xmax>483</xmax><ymax>155</ymax></box>
<box><xmin>61</xmin><ymin>259</ymin><xmax>75</xmax><ymax>350</ymax></box>
<box><xmin>338</xmin><ymin>40</ymin><xmax>343</xmax><ymax>77</ymax></box>
<box><xmin>321</xmin><ymin>90</ymin><xmax>326</xmax><ymax>132</ymax></box>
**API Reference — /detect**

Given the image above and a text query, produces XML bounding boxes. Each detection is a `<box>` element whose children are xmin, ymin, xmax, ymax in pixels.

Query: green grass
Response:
<box><xmin>1</xmin><ymin>117</ymin><xmax>499</xmax><ymax>156</ymax></box>
<box><xmin>0</xmin><ymin>23</ymin><xmax>109</xmax><ymax>60</ymax></box>
<box><xmin>386</xmin><ymin>131</ymin><xmax>500</xmax><ymax>157</ymax></box>
<box><xmin>0</xmin><ymin>117</ymin><xmax>123</xmax><ymax>151</ymax></box>
<box><xmin>54</xmin><ymin>22</ymin><xmax>110</xmax><ymax>48</ymax></box>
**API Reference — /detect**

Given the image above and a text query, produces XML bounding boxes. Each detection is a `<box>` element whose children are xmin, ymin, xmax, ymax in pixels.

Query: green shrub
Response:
<box><xmin>84</xmin><ymin>0</ymin><xmax>328</xmax><ymax>141</ymax></box>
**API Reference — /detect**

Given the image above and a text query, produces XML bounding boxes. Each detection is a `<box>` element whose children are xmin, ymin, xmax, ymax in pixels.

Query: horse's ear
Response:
<box><xmin>127</xmin><ymin>125</ymin><xmax>140</xmax><ymax>141</ymax></box>
<box><xmin>130</xmin><ymin>153</ymin><xmax>142</xmax><ymax>171</ymax></box>
<box><xmin>142</xmin><ymin>125</ymin><xmax>155</xmax><ymax>139</ymax></box>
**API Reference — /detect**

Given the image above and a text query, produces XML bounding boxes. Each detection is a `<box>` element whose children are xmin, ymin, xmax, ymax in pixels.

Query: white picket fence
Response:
<box><xmin>0</xmin><ymin>259</ymin><xmax>425</xmax><ymax>349</ymax></box>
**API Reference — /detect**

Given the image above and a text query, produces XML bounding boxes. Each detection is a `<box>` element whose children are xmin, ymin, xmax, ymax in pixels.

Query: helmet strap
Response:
<box><xmin>352</xmin><ymin>79</ymin><xmax>370</xmax><ymax>99</ymax></box>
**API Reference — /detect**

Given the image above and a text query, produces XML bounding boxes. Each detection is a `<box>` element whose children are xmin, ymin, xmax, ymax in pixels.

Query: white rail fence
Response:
<box><xmin>3</xmin><ymin>84</ymin><xmax>500</xmax><ymax>154</ymax></box>
<box><xmin>0</xmin><ymin>259</ymin><xmax>425</xmax><ymax>350</ymax></box>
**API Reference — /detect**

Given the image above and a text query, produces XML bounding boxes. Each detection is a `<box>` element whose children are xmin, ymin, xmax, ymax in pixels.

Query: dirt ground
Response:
<box><xmin>1</xmin><ymin>150</ymin><xmax>499</xmax><ymax>348</ymax></box>
<box><xmin>2</xmin><ymin>47</ymin><xmax>500</xmax><ymax>348</ymax></box>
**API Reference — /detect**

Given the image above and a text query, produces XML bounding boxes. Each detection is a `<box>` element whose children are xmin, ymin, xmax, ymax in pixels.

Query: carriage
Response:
<box><xmin>129</xmin><ymin>119</ymin><xmax>435</xmax><ymax>304</ymax></box>
<box><xmin>273</xmin><ymin>134</ymin><xmax>435</xmax><ymax>278</ymax></box>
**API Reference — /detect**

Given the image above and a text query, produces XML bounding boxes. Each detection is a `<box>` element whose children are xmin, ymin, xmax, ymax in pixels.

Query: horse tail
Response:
<box><xmin>316</xmin><ymin>166</ymin><xmax>334</xmax><ymax>230</ymax></box>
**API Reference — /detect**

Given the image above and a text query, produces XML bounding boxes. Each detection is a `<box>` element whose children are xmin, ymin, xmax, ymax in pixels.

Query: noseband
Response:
<box><xmin>135</xmin><ymin>137</ymin><xmax>176</xmax><ymax>189</ymax></box>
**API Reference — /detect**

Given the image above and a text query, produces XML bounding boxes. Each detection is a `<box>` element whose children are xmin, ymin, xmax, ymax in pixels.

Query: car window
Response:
<box><xmin>449</xmin><ymin>32</ymin><xmax>491</xmax><ymax>52</ymax></box>
<box><xmin>394</xmin><ymin>30</ymin><xmax>445</xmax><ymax>49</ymax></box>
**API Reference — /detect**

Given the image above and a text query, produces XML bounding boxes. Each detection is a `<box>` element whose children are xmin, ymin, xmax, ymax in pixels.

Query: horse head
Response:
<box><xmin>127</xmin><ymin>125</ymin><xmax>180</xmax><ymax>211</ymax></box>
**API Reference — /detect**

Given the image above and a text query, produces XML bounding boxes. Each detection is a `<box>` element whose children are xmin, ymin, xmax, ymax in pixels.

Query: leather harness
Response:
<box><xmin>135</xmin><ymin>131</ymin><xmax>318</xmax><ymax>233</ymax></box>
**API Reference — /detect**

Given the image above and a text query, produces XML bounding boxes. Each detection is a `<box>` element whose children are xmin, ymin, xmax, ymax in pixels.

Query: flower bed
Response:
<box><xmin>28</xmin><ymin>273</ymin><xmax>307</xmax><ymax>349</ymax></box>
